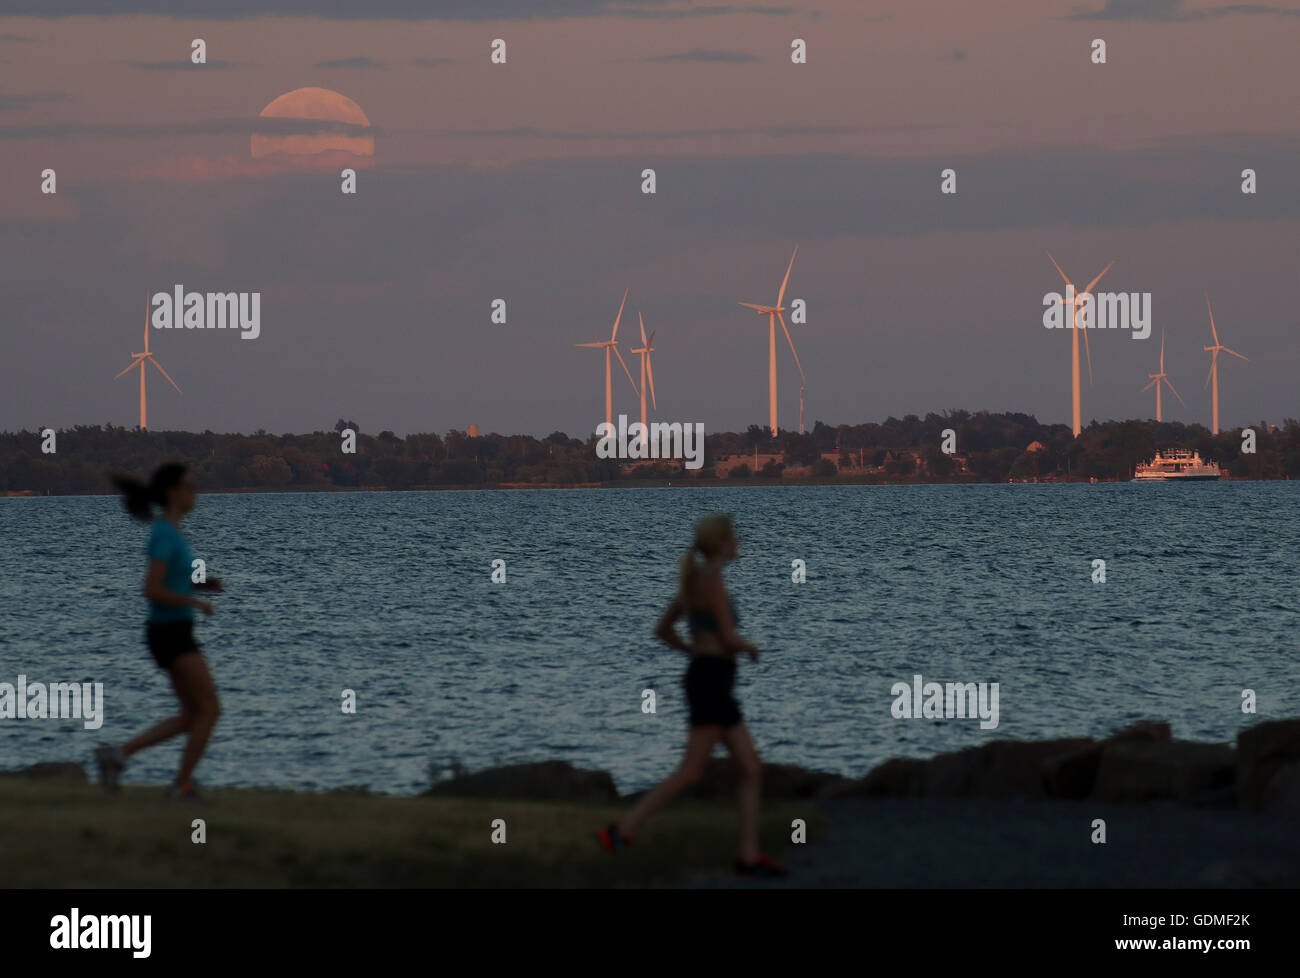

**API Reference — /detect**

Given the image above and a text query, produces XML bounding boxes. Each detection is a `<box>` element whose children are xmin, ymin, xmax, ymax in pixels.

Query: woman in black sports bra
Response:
<box><xmin>597</xmin><ymin>514</ymin><xmax>786</xmax><ymax>878</ymax></box>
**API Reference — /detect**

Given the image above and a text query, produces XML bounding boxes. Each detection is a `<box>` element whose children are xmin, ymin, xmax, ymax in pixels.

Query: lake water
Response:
<box><xmin>1</xmin><ymin>483</ymin><xmax>1295</xmax><ymax>795</ymax></box>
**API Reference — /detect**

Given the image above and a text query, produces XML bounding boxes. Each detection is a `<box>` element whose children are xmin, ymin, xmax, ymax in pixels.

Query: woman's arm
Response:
<box><xmin>144</xmin><ymin>559</ymin><xmax>213</xmax><ymax>616</ymax></box>
<box><xmin>654</xmin><ymin>595</ymin><xmax>693</xmax><ymax>653</ymax></box>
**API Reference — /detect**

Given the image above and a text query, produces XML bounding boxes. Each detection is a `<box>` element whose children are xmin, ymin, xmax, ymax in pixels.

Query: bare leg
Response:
<box><xmin>169</xmin><ymin>653</ymin><xmax>221</xmax><ymax>788</ymax></box>
<box><xmin>619</xmin><ymin>726</ymin><xmax>720</xmax><ymax>837</ymax></box>
<box><xmin>722</xmin><ymin>723</ymin><xmax>762</xmax><ymax>863</ymax></box>
<box><xmin>121</xmin><ymin>714</ymin><xmax>191</xmax><ymax>757</ymax></box>
<box><xmin>122</xmin><ymin>658</ymin><xmax>203</xmax><ymax>756</ymax></box>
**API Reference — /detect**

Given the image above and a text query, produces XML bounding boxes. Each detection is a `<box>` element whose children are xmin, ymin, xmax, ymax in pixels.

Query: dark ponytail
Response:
<box><xmin>110</xmin><ymin>463</ymin><xmax>188</xmax><ymax>522</ymax></box>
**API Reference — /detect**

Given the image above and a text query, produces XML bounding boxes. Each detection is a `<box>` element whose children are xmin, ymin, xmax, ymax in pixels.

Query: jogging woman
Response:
<box><xmin>598</xmin><ymin>513</ymin><xmax>786</xmax><ymax>878</ymax></box>
<box><xmin>96</xmin><ymin>463</ymin><xmax>221</xmax><ymax>799</ymax></box>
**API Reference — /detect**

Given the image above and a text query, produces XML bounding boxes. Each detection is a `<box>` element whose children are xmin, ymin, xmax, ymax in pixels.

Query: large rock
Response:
<box><xmin>832</xmin><ymin>737</ymin><xmax>1092</xmax><ymax>800</ymax></box>
<box><xmin>620</xmin><ymin>760</ymin><xmax>847</xmax><ymax>802</ymax></box>
<box><xmin>823</xmin><ymin>758</ymin><xmax>925</xmax><ymax>799</ymax></box>
<box><xmin>831</xmin><ymin>724</ymin><xmax>1173</xmax><ymax>802</ymax></box>
<box><xmin>425</xmin><ymin>760</ymin><xmax>618</xmax><ymax>803</ymax></box>
<box><xmin>1254</xmin><ymin>762</ymin><xmax>1300</xmax><ymax>813</ymax></box>
<box><xmin>918</xmin><ymin>738</ymin><xmax>1094</xmax><ymax>798</ymax></box>
<box><xmin>697</xmin><ymin>760</ymin><xmax>847</xmax><ymax>800</ymax></box>
<box><xmin>0</xmin><ymin>762</ymin><xmax>88</xmax><ymax>782</ymax></box>
<box><xmin>1045</xmin><ymin>721</ymin><xmax>1170</xmax><ymax>800</ymax></box>
<box><xmin>1237</xmin><ymin>719</ymin><xmax>1300</xmax><ymax>811</ymax></box>
<box><xmin>1092</xmin><ymin>741</ymin><xmax>1234</xmax><ymax>803</ymax></box>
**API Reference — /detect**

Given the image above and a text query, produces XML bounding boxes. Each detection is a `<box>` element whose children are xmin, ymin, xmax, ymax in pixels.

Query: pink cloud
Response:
<box><xmin>125</xmin><ymin>150</ymin><xmax>376</xmax><ymax>183</ymax></box>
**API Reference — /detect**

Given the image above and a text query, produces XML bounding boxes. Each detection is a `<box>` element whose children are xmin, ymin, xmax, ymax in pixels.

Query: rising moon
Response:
<box><xmin>250</xmin><ymin>87</ymin><xmax>374</xmax><ymax>160</ymax></box>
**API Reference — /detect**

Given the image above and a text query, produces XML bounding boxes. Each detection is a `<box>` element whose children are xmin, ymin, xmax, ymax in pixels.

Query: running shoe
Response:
<box><xmin>94</xmin><ymin>745</ymin><xmax>125</xmax><ymax>794</ymax></box>
<box><xmin>596</xmin><ymin>823</ymin><xmax>634</xmax><ymax>852</ymax></box>
<box><xmin>734</xmin><ymin>853</ymin><xmax>788</xmax><ymax>879</ymax></box>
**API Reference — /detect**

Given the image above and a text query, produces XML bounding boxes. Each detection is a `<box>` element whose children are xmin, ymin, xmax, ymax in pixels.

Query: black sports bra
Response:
<box><xmin>688</xmin><ymin>596</ymin><xmax>739</xmax><ymax>634</ymax></box>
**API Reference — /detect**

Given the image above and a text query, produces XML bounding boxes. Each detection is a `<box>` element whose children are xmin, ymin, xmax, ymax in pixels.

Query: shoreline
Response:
<box><xmin>3</xmin><ymin>473</ymin><xmax>1284</xmax><ymax>498</ymax></box>
<box><xmin>8</xmin><ymin>712</ymin><xmax>1300</xmax><ymax>887</ymax></box>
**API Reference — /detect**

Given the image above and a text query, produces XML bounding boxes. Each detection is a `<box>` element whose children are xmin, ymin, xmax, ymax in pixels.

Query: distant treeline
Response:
<box><xmin>2</xmin><ymin>412</ymin><xmax>1298</xmax><ymax>493</ymax></box>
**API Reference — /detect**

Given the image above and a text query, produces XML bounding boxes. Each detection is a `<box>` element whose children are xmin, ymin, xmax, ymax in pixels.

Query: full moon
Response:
<box><xmin>250</xmin><ymin>87</ymin><xmax>374</xmax><ymax>160</ymax></box>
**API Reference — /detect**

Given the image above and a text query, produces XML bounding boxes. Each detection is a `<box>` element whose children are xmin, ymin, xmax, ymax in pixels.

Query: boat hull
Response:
<box><xmin>1132</xmin><ymin>473</ymin><xmax>1221</xmax><ymax>482</ymax></box>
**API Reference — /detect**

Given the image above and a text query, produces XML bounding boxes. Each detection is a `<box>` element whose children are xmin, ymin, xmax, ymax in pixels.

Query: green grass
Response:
<box><xmin>0</xmin><ymin>780</ymin><xmax>825</xmax><ymax>888</ymax></box>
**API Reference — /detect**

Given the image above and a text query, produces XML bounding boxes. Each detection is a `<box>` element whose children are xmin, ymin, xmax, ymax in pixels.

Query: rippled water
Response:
<box><xmin>1</xmin><ymin>484</ymin><xmax>1296</xmax><ymax>795</ymax></box>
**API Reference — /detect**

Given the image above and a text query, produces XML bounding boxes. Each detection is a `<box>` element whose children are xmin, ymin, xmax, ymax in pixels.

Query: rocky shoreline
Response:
<box><xmin>10</xmin><ymin>718</ymin><xmax>1300</xmax><ymax>812</ymax></box>
<box><xmin>420</xmin><ymin>717</ymin><xmax>1300</xmax><ymax>811</ymax></box>
<box><xmin>8</xmin><ymin>720</ymin><xmax>1300</xmax><ymax>887</ymax></box>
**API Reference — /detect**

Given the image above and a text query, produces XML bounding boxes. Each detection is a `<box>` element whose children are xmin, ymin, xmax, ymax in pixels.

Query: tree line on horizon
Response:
<box><xmin>2</xmin><ymin>411</ymin><xmax>1298</xmax><ymax>494</ymax></box>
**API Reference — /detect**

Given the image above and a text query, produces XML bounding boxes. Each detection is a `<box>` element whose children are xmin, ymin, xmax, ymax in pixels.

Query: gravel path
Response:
<box><xmin>684</xmin><ymin>797</ymin><xmax>1300</xmax><ymax>888</ymax></box>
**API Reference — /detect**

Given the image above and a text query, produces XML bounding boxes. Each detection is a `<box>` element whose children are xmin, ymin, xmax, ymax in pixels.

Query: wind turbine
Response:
<box><xmin>576</xmin><ymin>289</ymin><xmax>638</xmax><ymax>431</ymax></box>
<box><xmin>1141</xmin><ymin>327</ymin><xmax>1184</xmax><ymax>422</ymax></box>
<box><xmin>115</xmin><ymin>294</ymin><xmax>181</xmax><ymax>430</ymax></box>
<box><xmin>1203</xmin><ymin>294</ymin><xmax>1248</xmax><ymax>435</ymax></box>
<box><xmin>1047</xmin><ymin>252</ymin><xmax>1114</xmax><ymax>437</ymax></box>
<box><xmin>630</xmin><ymin>313</ymin><xmax>657</xmax><ymax>449</ymax></box>
<box><xmin>739</xmin><ymin>245</ymin><xmax>805</xmax><ymax>437</ymax></box>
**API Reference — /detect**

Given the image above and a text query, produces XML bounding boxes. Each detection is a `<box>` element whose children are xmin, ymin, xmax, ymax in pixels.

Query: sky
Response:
<box><xmin>2</xmin><ymin>0</ymin><xmax>1298</xmax><ymax>438</ymax></box>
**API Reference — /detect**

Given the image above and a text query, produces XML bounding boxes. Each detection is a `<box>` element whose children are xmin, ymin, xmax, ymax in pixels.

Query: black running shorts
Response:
<box><xmin>145</xmin><ymin>620</ymin><xmax>202</xmax><ymax>670</ymax></box>
<box><xmin>683</xmin><ymin>655</ymin><xmax>742</xmax><ymax>728</ymax></box>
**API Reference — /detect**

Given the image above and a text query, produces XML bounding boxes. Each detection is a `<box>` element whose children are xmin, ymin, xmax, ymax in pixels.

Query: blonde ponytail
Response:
<box><xmin>679</xmin><ymin>545</ymin><xmax>699</xmax><ymax>610</ymax></box>
<box><xmin>679</xmin><ymin>514</ymin><xmax>735</xmax><ymax>610</ymax></box>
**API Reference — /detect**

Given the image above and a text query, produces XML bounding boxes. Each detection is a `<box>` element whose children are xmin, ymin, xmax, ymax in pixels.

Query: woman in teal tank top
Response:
<box><xmin>95</xmin><ymin>464</ymin><xmax>222</xmax><ymax>801</ymax></box>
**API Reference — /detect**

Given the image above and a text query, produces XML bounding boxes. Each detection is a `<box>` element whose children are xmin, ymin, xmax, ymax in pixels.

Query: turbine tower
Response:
<box><xmin>1141</xmin><ymin>327</ymin><xmax>1184</xmax><ymax>422</ymax></box>
<box><xmin>115</xmin><ymin>293</ymin><xmax>181</xmax><ymax>430</ymax></box>
<box><xmin>739</xmin><ymin>245</ymin><xmax>805</xmax><ymax>437</ymax></box>
<box><xmin>630</xmin><ymin>313</ymin><xmax>657</xmax><ymax>449</ymax></box>
<box><xmin>1203</xmin><ymin>294</ymin><xmax>1248</xmax><ymax>435</ymax></box>
<box><xmin>575</xmin><ymin>289</ymin><xmax>638</xmax><ymax>431</ymax></box>
<box><xmin>1047</xmin><ymin>252</ymin><xmax>1114</xmax><ymax>438</ymax></box>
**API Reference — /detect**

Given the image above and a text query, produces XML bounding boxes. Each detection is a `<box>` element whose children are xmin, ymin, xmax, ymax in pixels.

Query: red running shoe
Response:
<box><xmin>734</xmin><ymin>853</ymin><xmax>787</xmax><ymax>878</ymax></box>
<box><xmin>596</xmin><ymin>823</ymin><xmax>634</xmax><ymax>852</ymax></box>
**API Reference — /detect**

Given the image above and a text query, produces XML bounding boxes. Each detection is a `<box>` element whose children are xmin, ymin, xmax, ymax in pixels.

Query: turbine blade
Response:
<box><xmin>1222</xmin><ymin>347</ymin><xmax>1249</xmax><ymax>361</ymax></box>
<box><xmin>778</xmin><ymin>312</ymin><xmax>805</xmax><ymax>382</ymax></box>
<box><xmin>1083</xmin><ymin>260</ymin><xmax>1114</xmax><ymax>295</ymax></box>
<box><xmin>646</xmin><ymin>355</ymin><xmax>656</xmax><ymax>409</ymax></box>
<box><xmin>737</xmin><ymin>301</ymin><xmax>767</xmax><ymax>311</ymax></box>
<box><xmin>114</xmin><ymin>361</ymin><xmax>141</xmax><ymax>380</ymax></box>
<box><xmin>612</xmin><ymin>345</ymin><xmax>637</xmax><ymax>394</ymax></box>
<box><xmin>1141</xmin><ymin>378</ymin><xmax>1158</xmax><ymax>392</ymax></box>
<box><xmin>639</xmin><ymin>312</ymin><xmax>647</xmax><ymax>347</ymax></box>
<box><xmin>777</xmin><ymin>244</ymin><xmax>798</xmax><ymax>307</ymax></box>
<box><xmin>1205</xmin><ymin>357</ymin><xmax>1216</xmax><ymax>389</ymax></box>
<box><xmin>646</xmin><ymin>330</ymin><xmax>655</xmax><ymax>348</ymax></box>
<box><xmin>611</xmin><ymin>289</ymin><xmax>628</xmax><ymax>342</ymax></box>
<box><xmin>1159</xmin><ymin>327</ymin><xmax>1165</xmax><ymax>372</ymax></box>
<box><xmin>147</xmin><ymin>356</ymin><xmax>182</xmax><ymax>394</ymax></box>
<box><xmin>1046</xmin><ymin>251</ymin><xmax>1071</xmax><ymax>287</ymax></box>
<box><xmin>575</xmin><ymin>342</ymin><xmax>604</xmax><ymax>348</ymax></box>
<box><xmin>144</xmin><ymin>292</ymin><xmax>151</xmax><ymax>351</ymax></box>
<box><xmin>1205</xmin><ymin>293</ymin><xmax>1220</xmax><ymax>346</ymax></box>
<box><xmin>1163</xmin><ymin>376</ymin><xmax>1185</xmax><ymax>406</ymax></box>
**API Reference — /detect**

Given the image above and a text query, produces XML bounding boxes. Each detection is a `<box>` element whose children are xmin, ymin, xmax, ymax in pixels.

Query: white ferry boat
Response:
<box><xmin>1132</xmin><ymin>448</ymin><xmax>1222</xmax><ymax>482</ymax></box>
